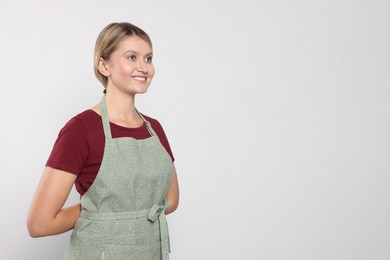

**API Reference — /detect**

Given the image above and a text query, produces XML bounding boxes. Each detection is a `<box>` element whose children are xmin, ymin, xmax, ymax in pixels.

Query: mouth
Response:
<box><xmin>132</xmin><ymin>76</ymin><xmax>147</xmax><ymax>81</ymax></box>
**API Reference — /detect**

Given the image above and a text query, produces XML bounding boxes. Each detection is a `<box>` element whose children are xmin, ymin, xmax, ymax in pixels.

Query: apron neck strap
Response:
<box><xmin>100</xmin><ymin>96</ymin><xmax>112</xmax><ymax>140</ymax></box>
<box><xmin>136</xmin><ymin>109</ymin><xmax>157</xmax><ymax>137</ymax></box>
<box><xmin>99</xmin><ymin>96</ymin><xmax>157</xmax><ymax>139</ymax></box>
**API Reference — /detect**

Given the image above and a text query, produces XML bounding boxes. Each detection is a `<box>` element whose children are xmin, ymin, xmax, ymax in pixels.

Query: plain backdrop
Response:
<box><xmin>1</xmin><ymin>0</ymin><xmax>389</xmax><ymax>259</ymax></box>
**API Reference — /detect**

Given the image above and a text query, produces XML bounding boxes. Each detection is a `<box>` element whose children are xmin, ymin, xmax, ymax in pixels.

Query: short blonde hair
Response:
<box><xmin>94</xmin><ymin>22</ymin><xmax>152</xmax><ymax>87</ymax></box>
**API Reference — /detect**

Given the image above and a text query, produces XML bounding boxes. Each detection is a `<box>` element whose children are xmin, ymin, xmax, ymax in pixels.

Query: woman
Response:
<box><xmin>27</xmin><ymin>22</ymin><xmax>179</xmax><ymax>260</ymax></box>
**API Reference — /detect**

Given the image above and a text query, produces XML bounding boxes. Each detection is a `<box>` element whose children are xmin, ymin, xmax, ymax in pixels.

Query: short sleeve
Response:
<box><xmin>46</xmin><ymin>117</ymin><xmax>90</xmax><ymax>175</ymax></box>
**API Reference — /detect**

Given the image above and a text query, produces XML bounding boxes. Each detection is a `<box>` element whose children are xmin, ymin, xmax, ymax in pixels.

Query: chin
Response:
<box><xmin>134</xmin><ymin>88</ymin><xmax>149</xmax><ymax>95</ymax></box>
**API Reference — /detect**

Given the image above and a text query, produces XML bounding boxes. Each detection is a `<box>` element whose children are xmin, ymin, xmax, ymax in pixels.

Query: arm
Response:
<box><xmin>27</xmin><ymin>167</ymin><xmax>81</xmax><ymax>237</ymax></box>
<box><xmin>165</xmin><ymin>164</ymin><xmax>179</xmax><ymax>215</ymax></box>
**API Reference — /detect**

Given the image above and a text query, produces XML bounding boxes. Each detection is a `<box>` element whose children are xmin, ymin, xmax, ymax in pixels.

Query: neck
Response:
<box><xmin>104</xmin><ymin>89</ymin><xmax>141</xmax><ymax>126</ymax></box>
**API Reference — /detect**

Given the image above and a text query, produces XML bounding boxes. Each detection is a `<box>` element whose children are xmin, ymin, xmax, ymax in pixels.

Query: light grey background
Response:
<box><xmin>1</xmin><ymin>0</ymin><xmax>389</xmax><ymax>259</ymax></box>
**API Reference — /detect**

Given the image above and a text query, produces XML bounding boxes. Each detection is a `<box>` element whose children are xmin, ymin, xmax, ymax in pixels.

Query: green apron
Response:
<box><xmin>64</xmin><ymin>97</ymin><xmax>173</xmax><ymax>260</ymax></box>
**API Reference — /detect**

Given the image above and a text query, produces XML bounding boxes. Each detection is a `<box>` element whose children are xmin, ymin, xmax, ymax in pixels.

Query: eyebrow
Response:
<box><xmin>123</xmin><ymin>50</ymin><xmax>153</xmax><ymax>56</ymax></box>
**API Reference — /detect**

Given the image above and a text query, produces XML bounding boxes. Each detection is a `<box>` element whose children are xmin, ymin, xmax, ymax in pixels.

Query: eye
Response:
<box><xmin>127</xmin><ymin>55</ymin><xmax>136</xmax><ymax>61</ymax></box>
<box><xmin>145</xmin><ymin>56</ymin><xmax>153</xmax><ymax>63</ymax></box>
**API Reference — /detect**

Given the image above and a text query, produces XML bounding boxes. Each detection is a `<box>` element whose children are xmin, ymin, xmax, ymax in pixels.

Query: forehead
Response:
<box><xmin>116</xmin><ymin>35</ymin><xmax>153</xmax><ymax>54</ymax></box>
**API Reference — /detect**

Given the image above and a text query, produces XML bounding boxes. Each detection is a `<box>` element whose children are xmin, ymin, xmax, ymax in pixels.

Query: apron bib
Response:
<box><xmin>64</xmin><ymin>97</ymin><xmax>173</xmax><ymax>260</ymax></box>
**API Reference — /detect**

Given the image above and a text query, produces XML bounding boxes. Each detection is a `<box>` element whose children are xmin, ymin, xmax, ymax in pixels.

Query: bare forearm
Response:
<box><xmin>28</xmin><ymin>203</ymin><xmax>81</xmax><ymax>237</ymax></box>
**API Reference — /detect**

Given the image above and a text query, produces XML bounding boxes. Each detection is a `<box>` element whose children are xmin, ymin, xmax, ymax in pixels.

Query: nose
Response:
<box><xmin>136</xmin><ymin>60</ymin><xmax>148</xmax><ymax>73</ymax></box>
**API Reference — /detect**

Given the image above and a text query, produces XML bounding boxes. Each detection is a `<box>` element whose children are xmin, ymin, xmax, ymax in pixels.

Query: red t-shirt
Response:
<box><xmin>46</xmin><ymin>109</ymin><xmax>174</xmax><ymax>197</ymax></box>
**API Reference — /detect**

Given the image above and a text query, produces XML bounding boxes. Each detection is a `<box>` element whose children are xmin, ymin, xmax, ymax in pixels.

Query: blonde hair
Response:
<box><xmin>94</xmin><ymin>22</ymin><xmax>152</xmax><ymax>87</ymax></box>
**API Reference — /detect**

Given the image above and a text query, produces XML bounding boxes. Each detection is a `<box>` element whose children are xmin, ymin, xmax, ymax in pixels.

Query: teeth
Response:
<box><xmin>133</xmin><ymin>76</ymin><xmax>146</xmax><ymax>81</ymax></box>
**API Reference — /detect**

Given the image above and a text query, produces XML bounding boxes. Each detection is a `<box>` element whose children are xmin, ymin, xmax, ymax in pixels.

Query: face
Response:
<box><xmin>101</xmin><ymin>36</ymin><xmax>155</xmax><ymax>95</ymax></box>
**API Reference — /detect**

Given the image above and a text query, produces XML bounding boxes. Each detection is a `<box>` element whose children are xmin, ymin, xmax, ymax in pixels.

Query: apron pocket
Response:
<box><xmin>102</xmin><ymin>242</ymin><xmax>161</xmax><ymax>260</ymax></box>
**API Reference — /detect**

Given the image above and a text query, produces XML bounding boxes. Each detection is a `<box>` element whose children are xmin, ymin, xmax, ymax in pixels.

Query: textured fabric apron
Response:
<box><xmin>64</xmin><ymin>97</ymin><xmax>173</xmax><ymax>260</ymax></box>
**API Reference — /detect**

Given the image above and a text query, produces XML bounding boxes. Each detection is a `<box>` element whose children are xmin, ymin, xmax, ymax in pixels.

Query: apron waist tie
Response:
<box><xmin>147</xmin><ymin>199</ymin><xmax>170</xmax><ymax>260</ymax></box>
<box><xmin>79</xmin><ymin>199</ymin><xmax>170</xmax><ymax>260</ymax></box>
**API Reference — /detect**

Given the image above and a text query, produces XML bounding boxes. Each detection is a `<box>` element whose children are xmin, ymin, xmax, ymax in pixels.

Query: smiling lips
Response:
<box><xmin>132</xmin><ymin>76</ymin><xmax>147</xmax><ymax>81</ymax></box>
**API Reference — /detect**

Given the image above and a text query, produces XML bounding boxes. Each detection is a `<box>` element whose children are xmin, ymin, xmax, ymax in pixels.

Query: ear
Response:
<box><xmin>97</xmin><ymin>58</ymin><xmax>110</xmax><ymax>77</ymax></box>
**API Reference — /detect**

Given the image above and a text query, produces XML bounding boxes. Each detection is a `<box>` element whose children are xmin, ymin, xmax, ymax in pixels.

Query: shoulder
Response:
<box><xmin>73</xmin><ymin>109</ymin><xmax>101</xmax><ymax>125</ymax></box>
<box><xmin>140</xmin><ymin>114</ymin><xmax>170</xmax><ymax>140</ymax></box>
<box><xmin>56</xmin><ymin>110</ymin><xmax>102</xmax><ymax>143</ymax></box>
<box><xmin>141</xmin><ymin>114</ymin><xmax>163</xmax><ymax>129</ymax></box>
<box><xmin>63</xmin><ymin>110</ymin><xmax>101</xmax><ymax>132</ymax></box>
<box><xmin>140</xmin><ymin>113</ymin><xmax>168</xmax><ymax>140</ymax></box>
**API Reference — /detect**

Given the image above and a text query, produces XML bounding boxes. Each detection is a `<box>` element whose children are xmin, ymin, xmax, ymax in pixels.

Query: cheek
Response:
<box><xmin>111</xmin><ymin>63</ymin><xmax>130</xmax><ymax>77</ymax></box>
<box><xmin>149</xmin><ymin>66</ymin><xmax>155</xmax><ymax>78</ymax></box>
